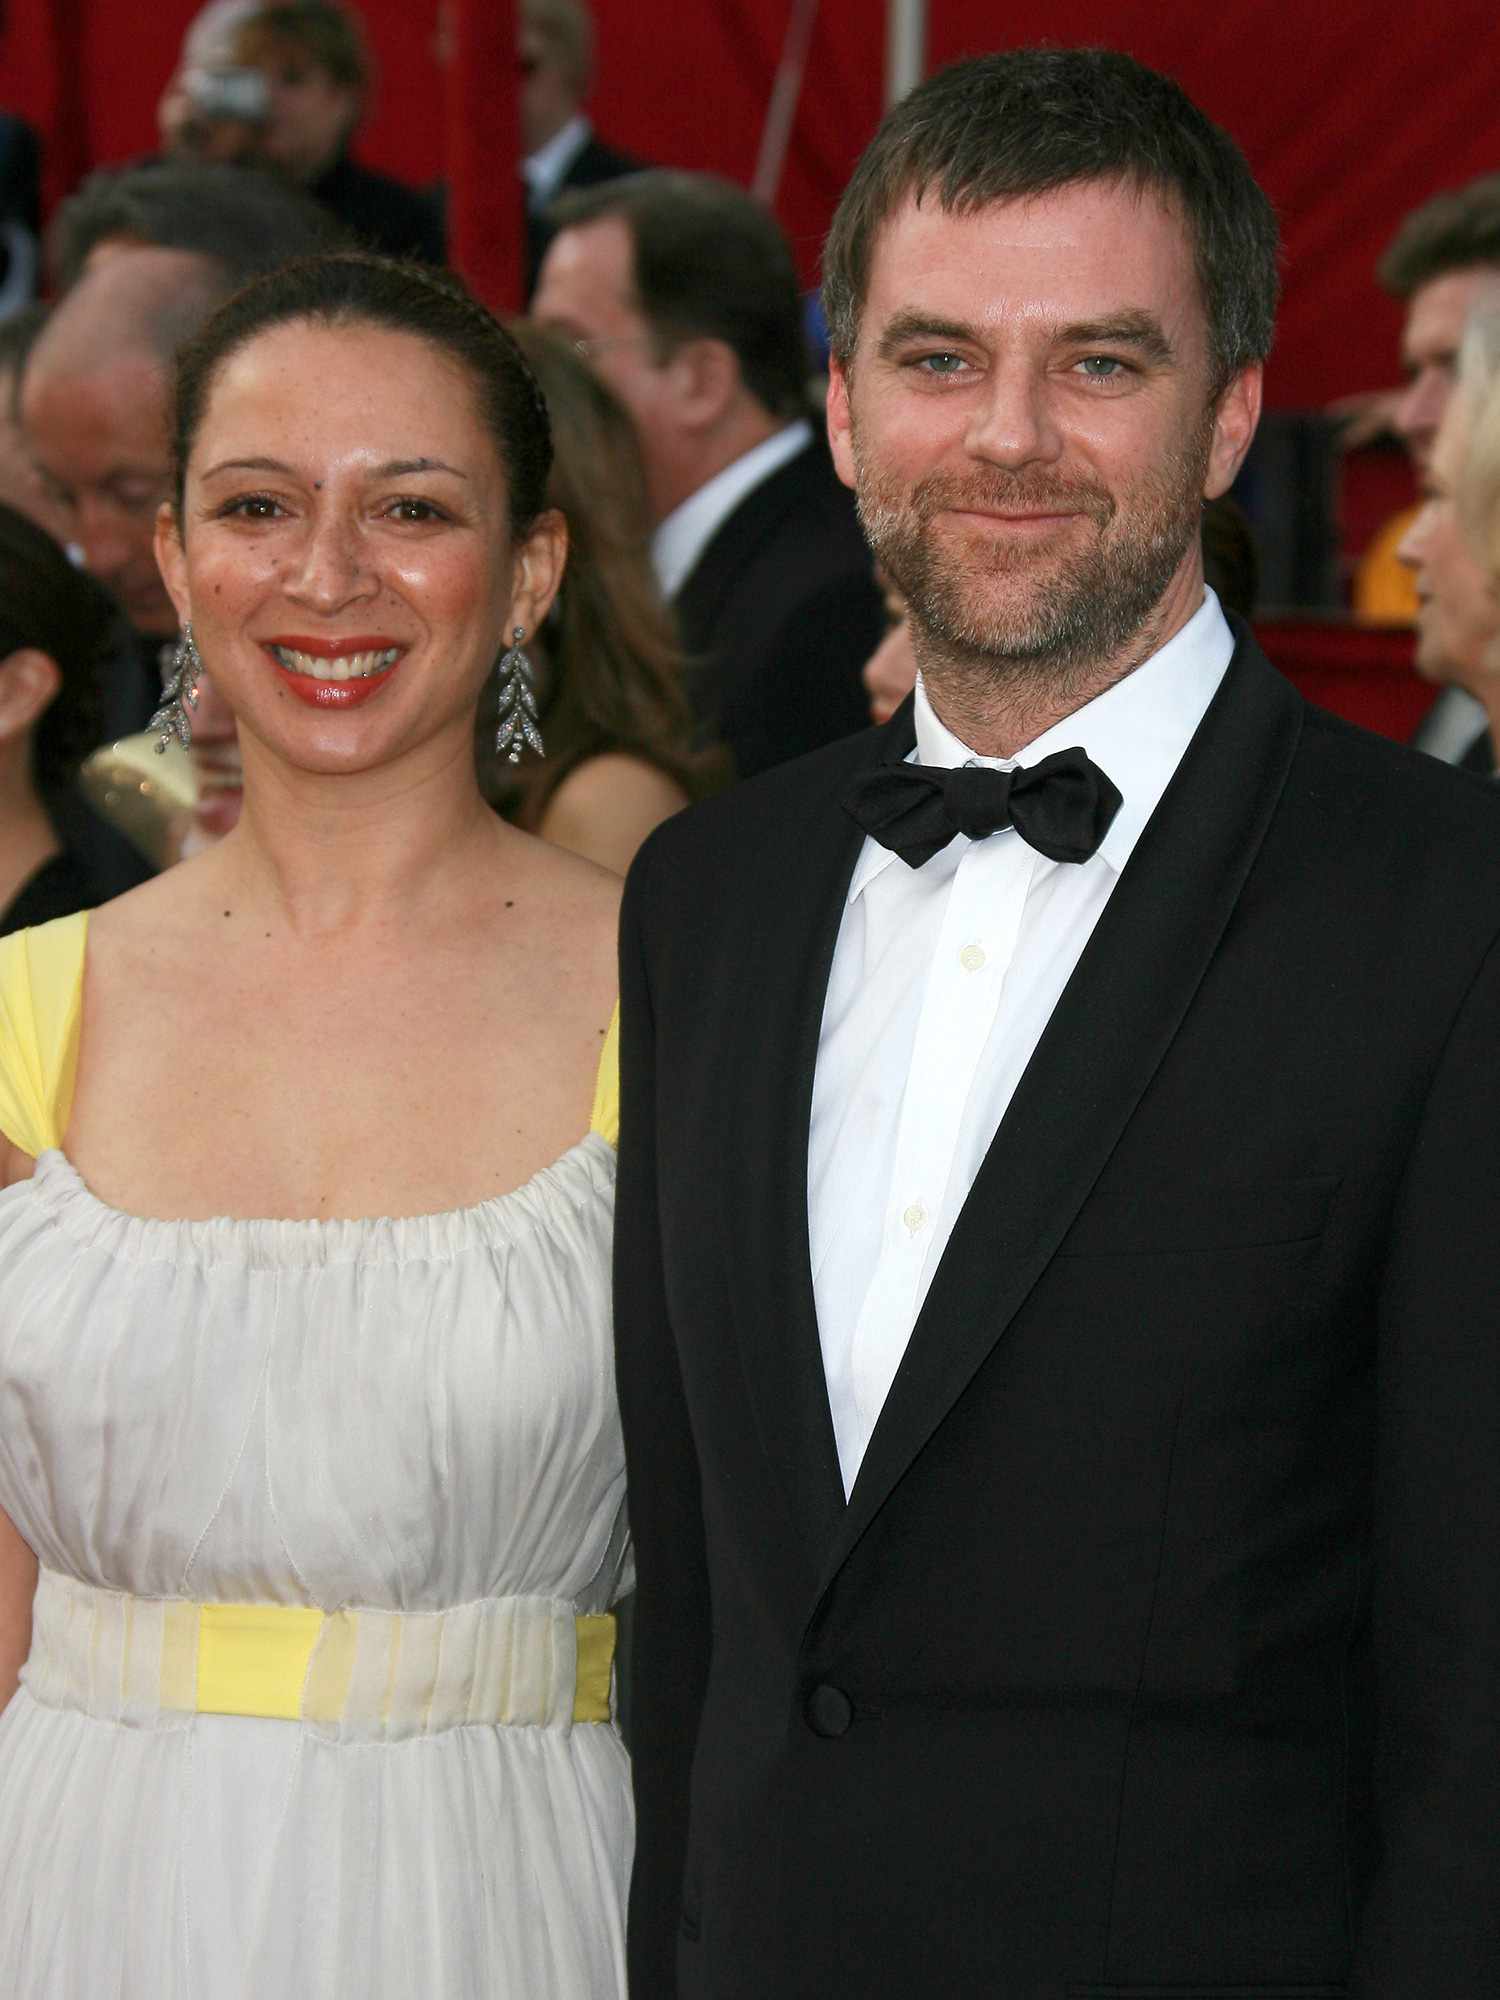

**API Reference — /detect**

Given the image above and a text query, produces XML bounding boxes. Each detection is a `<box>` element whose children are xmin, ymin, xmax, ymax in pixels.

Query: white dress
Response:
<box><xmin>0</xmin><ymin>1127</ymin><xmax>632</xmax><ymax>1997</ymax></box>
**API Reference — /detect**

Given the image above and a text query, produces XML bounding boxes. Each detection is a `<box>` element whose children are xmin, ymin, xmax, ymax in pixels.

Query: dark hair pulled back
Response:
<box><xmin>171</xmin><ymin>253</ymin><xmax>553</xmax><ymax>533</ymax></box>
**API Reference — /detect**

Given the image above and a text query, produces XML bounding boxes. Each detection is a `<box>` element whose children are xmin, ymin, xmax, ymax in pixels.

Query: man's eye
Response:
<box><xmin>915</xmin><ymin>352</ymin><xmax>968</xmax><ymax>377</ymax></box>
<box><xmin>1077</xmin><ymin>355</ymin><xmax>1126</xmax><ymax>380</ymax></box>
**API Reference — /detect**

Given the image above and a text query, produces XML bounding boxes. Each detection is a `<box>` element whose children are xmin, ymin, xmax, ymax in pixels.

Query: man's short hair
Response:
<box><xmin>235</xmin><ymin>2</ymin><xmax>372</xmax><ymax>93</ymax></box>
<box><xmin>523</xmin><ymin>0</ymin><xmax>594</xmax><ymax>96</ymax></box>
<box><xmin>1379</xmin><ymin>176</ymin><xmax>1500</xmax><ymax>301</ymax></box>
<box><xmin>549</xmin><ymin>171</ymin><xmax>808</xmax><ymax>421</ymax></box>
<box><xmin>822</xmin><ymin>46</ymin><xmax>1280</xmax><ymax>392</ymax></box>
<box><xmin>47</xmin><ymin>161</ymin><xmax>343</xmax><ymax>296</ymax></box>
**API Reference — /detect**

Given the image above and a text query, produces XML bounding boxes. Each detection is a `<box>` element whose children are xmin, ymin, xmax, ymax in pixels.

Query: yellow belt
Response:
<box><xmin>26</xmin><ymin>1570</ymin><xmax>615</xmax><ymax>1736</ymax></box>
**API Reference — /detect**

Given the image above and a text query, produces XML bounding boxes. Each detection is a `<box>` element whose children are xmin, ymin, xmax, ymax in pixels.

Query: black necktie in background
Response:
<box><xmin>842</xmin><ymin>747</ymin><xmax>1122</xmax><ymax>869</ymax></box>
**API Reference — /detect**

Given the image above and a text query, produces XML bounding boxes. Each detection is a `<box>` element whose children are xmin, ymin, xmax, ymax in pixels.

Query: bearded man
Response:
<box><xmin>614</xmin><ymin>47</ymin><xmax>1500</xmax><ymax>2000</ymax></box>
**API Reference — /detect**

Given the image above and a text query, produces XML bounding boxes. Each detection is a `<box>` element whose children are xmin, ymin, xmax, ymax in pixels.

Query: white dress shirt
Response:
<box><xmin>651</xmin><ymin>420</ymin><xmax>812</xmax><ymax>600</ymax></box>
<box><xmin>522</xmin><ymin>114</ymin><xmax>592</xmax><ymax>211</ymax></box>
<box><xmin>808</xmin><ymin>588</ymin><xmax>1235</xmax><ymax>1493</ymax></box>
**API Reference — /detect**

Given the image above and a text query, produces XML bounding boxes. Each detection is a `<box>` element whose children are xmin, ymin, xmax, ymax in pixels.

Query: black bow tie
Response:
<box><xmin>842</xmin><ymin>747</ymin><xmax>1122</xmax><ymax>869</ymax></box>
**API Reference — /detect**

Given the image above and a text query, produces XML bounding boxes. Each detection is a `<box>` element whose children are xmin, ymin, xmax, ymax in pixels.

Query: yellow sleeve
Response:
<box><xmin>0</xmin><ymin>912</ymin><xmax>88</xmax><ymax>1158</ymax></box>
<box><xmin>589</xmin><ymin>1003</ymin><xmax>620</xmax><ymax>1148</ymax></box>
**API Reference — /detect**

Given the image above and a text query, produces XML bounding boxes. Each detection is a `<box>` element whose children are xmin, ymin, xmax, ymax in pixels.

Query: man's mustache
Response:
<box><xmin>902</xmin><ymin>470</ymin><xmax>1116</xmax><ymax>526</ymax></box>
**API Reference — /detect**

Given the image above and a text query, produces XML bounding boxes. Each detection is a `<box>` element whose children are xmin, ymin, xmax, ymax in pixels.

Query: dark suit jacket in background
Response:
<box><xmin>527</xmin><ymin>132</ymin><xmax>644</xmax><ymax>294</ymax></box>
<box><xmin>673</xmin><ymin>437</ymin><xmax>885</xmax><ymax>778</ymax></box>
<box><xmin>312</xmin><ymin>151</ymin><xmax>445</xmax><ymax>264</ymax></box>
<box><xmin>615</xmin><ymin>631</ymin><xmax>1500</xmax><ymax>1999</ymax></box>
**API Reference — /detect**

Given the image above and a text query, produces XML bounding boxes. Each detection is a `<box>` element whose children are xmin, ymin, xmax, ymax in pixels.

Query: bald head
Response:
<box><xmin>21</xmin><ymin>249</ymin><xmax>229</xmax><ymax>636</ymax></box>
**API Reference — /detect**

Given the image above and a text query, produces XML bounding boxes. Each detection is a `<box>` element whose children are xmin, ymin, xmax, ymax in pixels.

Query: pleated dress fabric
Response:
<box><xmin>0</xmin><ymin>964</ymin><xmax>632</xmax><ymax>1996</ymax></box>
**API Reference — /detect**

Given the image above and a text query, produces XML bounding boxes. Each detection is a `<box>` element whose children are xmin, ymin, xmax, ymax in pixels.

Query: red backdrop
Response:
<box><xmin>2</xmin><ymin>0</ymin><xmax>1498</xmax><ymax>408</ymax></box>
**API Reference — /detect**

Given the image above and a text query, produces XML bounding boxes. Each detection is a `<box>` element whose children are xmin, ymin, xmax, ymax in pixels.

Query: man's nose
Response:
<box><xmin>74</xmin><ymin>497</ymin><xmax>145</xmax><ymax>588</ymax></box>
<box><xmin>1394</xmin><ymin>368</ymin><xmax>1447</xmax><ymax>460</ymax></box>
<box><xmin>962</xmin><ymin>358</ymin><xmax>1063</xmax><ymax>468</ymax></box>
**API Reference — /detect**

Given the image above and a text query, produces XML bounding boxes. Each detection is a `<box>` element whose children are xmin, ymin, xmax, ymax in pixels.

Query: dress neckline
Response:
<box><xmin>14</xmin><ymin>1133</ymin><xmax>615</xmax><ymax>1271</ymax></box>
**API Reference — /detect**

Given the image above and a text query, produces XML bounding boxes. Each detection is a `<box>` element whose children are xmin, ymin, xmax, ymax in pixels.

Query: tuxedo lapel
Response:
<box><xmin>719</xmin><ymin>720</ymin><xmax>910</xmax><ymax>1560</ymax></box>
<box><xmin>820</xmin><ymin>641</ymin><xmax>1306</xmax><ymax>1593</ymax></box>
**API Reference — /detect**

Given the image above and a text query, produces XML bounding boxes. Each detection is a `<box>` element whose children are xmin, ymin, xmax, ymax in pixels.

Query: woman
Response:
<box><xmin>485</xmin><ymin>322</ymin><xmax>701</xmax><ymax>874</ymax></box>
<box><xmin>0</xmin><ymin>255</ymin><xmax>630</xmax><ymax>1996</ymax></box>
<box><xmin>0</xmin><ymin>500</ymin><xmax>123</xmax><ymax>933</ymax></box>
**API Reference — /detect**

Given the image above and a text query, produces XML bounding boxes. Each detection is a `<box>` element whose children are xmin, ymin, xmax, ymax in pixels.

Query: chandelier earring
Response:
<box><xmin>494</xmin><ymin>625</ymin><xmax>543</xmax><ymax>764</ymax></box>
<box><xmin>148</xmin><ymin>624</ymin><xmax>204</xmax><ymax>754</ymax></box>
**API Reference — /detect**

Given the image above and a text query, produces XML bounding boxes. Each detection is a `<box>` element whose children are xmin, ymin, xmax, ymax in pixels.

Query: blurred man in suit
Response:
<box><xmin>616</xmin><ymin>47</ymin><xmax>1500</xmax><ymax>2000</ymax></box>
<box><xmin>520</xmin><ymin>0</ymin><xmax>641</xmax><ymax>294</ymax></box>
<box><xmin>1348</xmin><ymin>177</ymin><xmax>1500</xmax><ymax>766</ymax></box>
<box><xmin>535</xmin><ymin>171</ymin><xmax>883</xmax><ymax>776</ymax></box>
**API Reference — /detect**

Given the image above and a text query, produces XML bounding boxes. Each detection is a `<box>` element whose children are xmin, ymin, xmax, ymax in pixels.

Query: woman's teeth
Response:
<box><xmin>271</xmin><ymin>645</ymin><xmax>400</xmax><ymax>681</ymax></box>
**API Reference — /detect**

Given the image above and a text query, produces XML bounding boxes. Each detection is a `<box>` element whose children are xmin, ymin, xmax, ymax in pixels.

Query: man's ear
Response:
<box><xmin>666</xmin><ymin>337</ymin><xmax>742</xmax><ymax>432</ymax></box>
<box><xmin>154</xmin><ymin>500</ymin><xmax>191</xmax><ymax>633</ymax></box>
<box><xmin>1204</xmin><ymin>363</ymin><xmax>1262</xmax><ymax>500</ymax></box>
<box><xmin>0</xmin><ymin>647</ymin><xmax>62</xmax><ymax>743</ymax></box>
<box><xmin>826</xmin><ymin>354</ymin><xmax>856</xmax><ymax>493</ymax></box>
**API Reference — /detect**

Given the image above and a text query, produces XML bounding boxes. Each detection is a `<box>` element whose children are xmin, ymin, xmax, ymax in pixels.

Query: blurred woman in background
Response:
<box><xmin>1399</xmin><ymin>310</ymin><xmax>1500</xmax><ymax>766</ymax></box>
<box><xmin>488</xmin><ymin>321</ymin><xmax>705</xmax><ymax>874</ymax></box>
<box><xmin>0</xmin><ymin>501</ymin><xmax>123</xmax><ymax>933</ymax></box>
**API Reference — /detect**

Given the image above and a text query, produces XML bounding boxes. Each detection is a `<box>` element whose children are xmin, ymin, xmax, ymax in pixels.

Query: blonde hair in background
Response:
<box><xmin>1458</xmin><ymin>302</ymin><xmax>1500</xmax><ymax>590</ymax></box>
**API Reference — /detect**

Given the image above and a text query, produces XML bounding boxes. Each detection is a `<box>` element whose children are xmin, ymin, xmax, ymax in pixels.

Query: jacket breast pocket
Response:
<box><xmin>1058</xmin><ymin>1175</ymin><xmax>1339</xmax><ymax>1259</ymax></box>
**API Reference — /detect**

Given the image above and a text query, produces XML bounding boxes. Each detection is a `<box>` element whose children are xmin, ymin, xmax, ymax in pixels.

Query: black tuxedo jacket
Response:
<box><xmin>673</xmin><ymin>437</ymin><xmax>885</xmax><ymax>779</ymax></box>
<box><xmin>615</xmin><ymin>632</ymin><xmax>1500</xmax><ymax>2000</ymax></box>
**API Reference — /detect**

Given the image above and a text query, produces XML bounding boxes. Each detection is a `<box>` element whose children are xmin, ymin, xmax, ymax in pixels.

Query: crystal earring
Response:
<box><xmin>494</xmin><ymin>625</ymin><xmax>543</xmax><ymax>763</ymax></box>
<box><xmin>148</xmin><ymin>624</ymin><xmax>203</xmax><ymax>754</ymax></box>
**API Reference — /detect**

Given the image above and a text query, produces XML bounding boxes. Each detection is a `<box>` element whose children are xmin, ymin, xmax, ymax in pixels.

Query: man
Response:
<box><xmin>519</xmin><ymin>0</ymin><xmax>641</xmax><ymax>294</ymax></box>
<box><xmin>232</xmin><ymin>1</ymin><xmax>444</xmax><ymax>262</ymax></box>
<box><xmin>616</xmin><ymin>48</ymin><xmax>1500</xmax><ymax>2000</ymax></box>
<box><xmin>534</xmin><ymin>171</ymin><xmax>884</xmax><ymax>776</ymax></box>
<box><xmin>1357</xmin><ymin>178</ymin><xmax>1500</xmax><ymax>763</ymax></box>
<box><xmin>21</xmin><ymin>164</ymin><xmax>333</xmax><ymax>792</ymax></box>
<box><xmin>1399</xmin><ymin>325</ymin><xmax>1500</xmax><ymax>759</ymax></box>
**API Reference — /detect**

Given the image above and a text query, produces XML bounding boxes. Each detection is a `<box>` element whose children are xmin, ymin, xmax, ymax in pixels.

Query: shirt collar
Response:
<box><xmin>849</xmin><ymin>586</ymin><xmax>1235</xmax><ymax>903</ymax></box>
<box><xmin>523</xmin><ymin>114</ymin><xmax>591</xmax><ymax>206</ymax></box>
<box><xmin>652</xmin><ymin>421</ymin><xmax>813</xmax><ymax>600</ymax></box>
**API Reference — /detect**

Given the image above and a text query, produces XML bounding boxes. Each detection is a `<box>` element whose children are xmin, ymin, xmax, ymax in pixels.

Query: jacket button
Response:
<box><xmin>805</xmin><ymin>1683</ymin><xmax>853</xmax><ymax>1737</ymax></box>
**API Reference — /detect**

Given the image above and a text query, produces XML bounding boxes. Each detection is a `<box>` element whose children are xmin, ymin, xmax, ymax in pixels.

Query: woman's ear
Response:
<box><xmin>507</xmin><ymin>507</ymin><xmax>569</xmax><ymax>641</ymax></box>
<box><xmin>0</xmin><ymin>647</ymin><xmax>62</xmax><ymax>744</ymax></box>
<box><xmin>153</xmin><ymin>500</ymin><xmax>191</xmax><ymax>633</ymax></box>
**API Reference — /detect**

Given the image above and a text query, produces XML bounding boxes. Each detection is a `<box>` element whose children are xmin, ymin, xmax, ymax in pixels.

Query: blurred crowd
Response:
<box><xmin>3</xmin><ymin>0</ymin><xmax>1500</xmax><ymax>940</ymax></box>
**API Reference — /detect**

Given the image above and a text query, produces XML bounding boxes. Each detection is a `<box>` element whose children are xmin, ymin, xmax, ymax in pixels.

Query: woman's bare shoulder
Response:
<box><xmin>537</xmin><ymin>753</ymin><xmax>690</xmax><ymax>878</ymax></box>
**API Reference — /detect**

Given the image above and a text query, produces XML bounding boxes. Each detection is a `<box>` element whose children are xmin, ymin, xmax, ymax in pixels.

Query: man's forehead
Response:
<box><xmin>863</xmin><ymin>180</ymin><xmax>1199</xmax><ymax>321</ymax></box>
<box><xmin>1404</xmin><ymin>268</ymin><xmax>1498</xmax><ymax>361</ymax></box>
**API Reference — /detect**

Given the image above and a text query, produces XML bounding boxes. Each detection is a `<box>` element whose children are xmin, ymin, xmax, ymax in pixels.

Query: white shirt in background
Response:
<box><xmin>651</xmin><ymin>420</ymin><xmax>812</xmax><ymax>600</ymax></box>
<box><xmin>808</xmin><ymin>587</ymin><xmax>1236</xmax><ymax>1493</ymax></box>
<box><xmin>523</xmin><ymin>114</ymin><xmax>592</xmax><ymax>211</ymax></box>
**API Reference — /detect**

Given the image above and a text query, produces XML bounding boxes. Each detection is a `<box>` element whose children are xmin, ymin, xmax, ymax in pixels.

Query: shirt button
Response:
<box><xmin>959</xmin><ymin>942</ymin><xmax>986</xmax><ymax>972</ymax></box>
<box><xmin>902</xmin><ymin>1201</ymin><xmax>927</xmax><ymax>1234</ymax></box>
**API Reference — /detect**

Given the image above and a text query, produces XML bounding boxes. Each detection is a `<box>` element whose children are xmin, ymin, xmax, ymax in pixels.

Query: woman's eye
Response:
<box><xmin>388</xmin><ymin>498</ymin><xmax>445</xmax><ymax>523</ymax></box>
<box><xmin>222</xmin><ymin>494</ymin><xmax>284</xmax><ymax>520</ymax></box>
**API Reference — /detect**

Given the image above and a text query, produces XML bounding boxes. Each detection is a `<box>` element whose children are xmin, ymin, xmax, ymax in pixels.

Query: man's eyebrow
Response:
<box><xmin>873</xmin><ymin>308</ymin><xmax>1176</xmax><ymax>366</ymax></box>
<box><xmin>874</xmin><ymin>311</ymin><xmax>985</xmax><ymax>360</ymax></box>
<box><xmin>1058</xmin><ymin>313</ymin><xmax>1175</xmax><ymax>365</ymax></box>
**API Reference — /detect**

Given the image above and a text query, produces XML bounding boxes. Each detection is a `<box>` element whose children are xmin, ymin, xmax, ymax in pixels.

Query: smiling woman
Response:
<box><xmin>0</xmin><ymin>256</ymin><xmax>633</xmax><ymax>1999</ymax></box>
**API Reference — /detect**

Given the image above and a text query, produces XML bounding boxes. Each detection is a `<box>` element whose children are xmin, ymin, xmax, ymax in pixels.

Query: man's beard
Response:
<box><xmin>853</xmin><ymin>419</ymin><xmax>1213</xmax><ymax>689</ymax></box>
